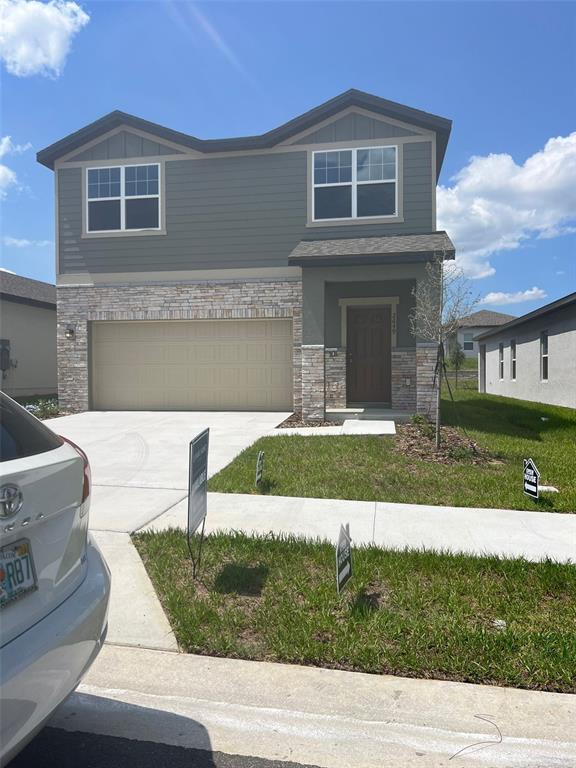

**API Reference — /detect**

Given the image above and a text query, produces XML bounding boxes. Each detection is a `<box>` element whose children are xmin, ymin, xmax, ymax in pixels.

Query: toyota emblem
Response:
<box><xmin>0</xmin><ymin>484</ymin><xmax>23</xmax><ymax>519</ymax></box>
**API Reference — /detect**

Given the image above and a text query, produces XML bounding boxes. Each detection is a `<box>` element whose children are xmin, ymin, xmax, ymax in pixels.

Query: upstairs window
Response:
<box><xmin>510</xmin><ymin>339</ymin><xmax>517</xmax><ymax>380</ymax></box>
<box><xmin>498</xmin><ymin>343</ymin><xmax>504</xmax><ymax>380</ymax></box>
<box><xmin>463</xmin><ymin>332</ymin><xmax>474</xmax><ymax>351</ymax></box>
<box><xmin>87</xmin><ymin>164</ymin><xmax>160</xmax><ymax>233</ymax></box>
<box><xmin>312</xmin><ymin>146</ymin><xmax>397</xmax><ymax>221</ymax></box>
<box><xmin>540</xmin><ymin>331</ymin><xmax>549</xmax><ymax>380</ymax></box>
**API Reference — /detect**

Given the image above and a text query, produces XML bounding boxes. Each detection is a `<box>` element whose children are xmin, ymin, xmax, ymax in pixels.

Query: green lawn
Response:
<box><xmin>133</xmin><ymin>530</ymin><xmax>576</xmax><ymax>692</ymax></box>
<box><xmin>209</xmin><ymin>389</ymin><xmax>576</xmax><ymax>512</ymax></box>
<box><xmin>445</xmin><ymin>356</ymin><xmax>478</xmax><ymax>371</ymax></box>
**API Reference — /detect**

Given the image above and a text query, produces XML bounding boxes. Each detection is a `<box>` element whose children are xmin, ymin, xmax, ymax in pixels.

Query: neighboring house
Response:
<box><xmin>477</xmin><ymin>292</ymin><xmax>576</xmax><ymax>409</ymax></box>
<box><xmin>0</xmin><ymin>272</ymin><xmax>57</xmax><ymax>398</ymax></box>
<box><xmin>452</xmin><ymin>310</ymin><xmax>516</xmax><ymax>359</ymax></box>
<box><xmin>37</xmin><ymin>89</ymin><xmax>454</xmax><ymax>420</ymax></box>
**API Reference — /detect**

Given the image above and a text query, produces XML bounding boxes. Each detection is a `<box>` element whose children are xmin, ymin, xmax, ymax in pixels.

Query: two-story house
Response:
<box><xmin>37</xmin><ymin>89</ymin><xmax>454</xmax><ymax>420</ymax></box>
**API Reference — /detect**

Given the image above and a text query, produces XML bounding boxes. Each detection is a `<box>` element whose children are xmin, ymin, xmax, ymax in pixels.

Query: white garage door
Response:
<box><xmin>91</xmin><ymin>319</ymin><xmax>293</xmax><ymax>411</ymax></box>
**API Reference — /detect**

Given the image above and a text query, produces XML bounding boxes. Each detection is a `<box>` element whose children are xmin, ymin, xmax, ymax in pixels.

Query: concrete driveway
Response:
<box><xmin>46</xmin><ymin>410</ymin><xmax>289</xmax><ymax>533</ymax></box>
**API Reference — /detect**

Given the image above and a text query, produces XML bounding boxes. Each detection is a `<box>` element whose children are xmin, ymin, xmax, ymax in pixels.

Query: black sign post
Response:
<box><xmin>255</xmin><ymin>450</ymin><xmax>265</xmax><ymax>488</ymax></box>
<box><xmin>188</xmin><ymin>428</ymin><xmax>209</xmax><ymax>577</ymax></box>
<box><xmin>523</xmin><ymin>458</ymin><xmax>540</xmax><ymax>500</ymax></box>
<box><xmin>336</xmin><ymin>524</ymin><xmax>352</xmax><ymax>594</ymax></box>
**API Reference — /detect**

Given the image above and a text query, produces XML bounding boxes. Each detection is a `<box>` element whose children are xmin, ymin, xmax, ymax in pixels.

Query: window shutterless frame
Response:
<box><xmin>85</xmin><ymin>163</ymin><xmax>161</xmax><ymax>234</ymax></box>
<box><xmin>498</xmin><ymin>343</ymin><xmax>504</xmax><ymax>380</ymax></box>
<box><xmin>540</xmin><ymin>331</ymin><xmax>549</xmax><ymax>381</ymax></box>
<box><xmin>510</xmin><ymin>339</ymin><xmax>516</xmax><ymax>380</ymax></box>
<box><xmin>311</xmin><ymin>145</ymin><xmax>398</xmax><ymax>222</ymax></box>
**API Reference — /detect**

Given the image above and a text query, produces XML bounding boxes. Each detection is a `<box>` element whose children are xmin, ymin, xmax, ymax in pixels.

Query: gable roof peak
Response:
<box><xmin>37</xmin><ymin>89</ymin><xmax>452</xmax><ymax>172</ymax></box>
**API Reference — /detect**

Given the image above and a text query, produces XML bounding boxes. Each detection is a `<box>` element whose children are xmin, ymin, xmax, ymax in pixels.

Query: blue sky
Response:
<box><xmin>1</xmin><ymin>0</ymin><xmax>575</xmax><ymax>313</ymax></box>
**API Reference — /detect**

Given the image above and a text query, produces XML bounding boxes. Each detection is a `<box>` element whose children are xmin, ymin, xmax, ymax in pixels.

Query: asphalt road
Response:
<box><xmin>11</xmin><ymin>728</ymin><xmax>321</xmax><ymax>768</ymax></box>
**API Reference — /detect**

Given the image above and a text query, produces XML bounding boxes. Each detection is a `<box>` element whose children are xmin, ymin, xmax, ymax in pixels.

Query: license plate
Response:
<box><xmin>0</xmin><ymin>539</ymin><xmax>37</xmax><ymax>609</ymax></box>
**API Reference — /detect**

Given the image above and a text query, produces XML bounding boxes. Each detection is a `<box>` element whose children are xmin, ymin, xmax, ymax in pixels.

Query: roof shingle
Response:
<box><xmin>458</xmin><ymin>310</ymin><xmax>516</xmax><ymax>328</ymax></box>
<box><xmin>0</xmin><ymin>271</ymin><xmax>56</xmax><ymax>306</ymax></box>
<box><xmin>288</xmin><ymin>232</ymin><xmax>455</xmax><ymax>264</ymax></box>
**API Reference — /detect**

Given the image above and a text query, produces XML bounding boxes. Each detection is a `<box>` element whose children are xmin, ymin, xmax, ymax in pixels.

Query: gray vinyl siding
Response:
<box><xmin>67</xmin><ymin>130</ymin><xmax>182</xmax><ymax>162</ymax></box>
<box><xmin>293</xmin><ymin>113</ymin><xmax>418</xmax><ymax>143</ymax></box>
<box><xmin>58</xmin><ymin>141</ymin><xmax>434</xmax><ymax>274</ymax></box>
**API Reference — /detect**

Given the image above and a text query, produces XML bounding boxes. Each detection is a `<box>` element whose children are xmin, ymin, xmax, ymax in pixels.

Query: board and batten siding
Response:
<box><xmin>57</xmin><ymin>141</ymin><xmax>434</xmax><ymax>275</ymax></box>
<box><xmin>292</xmin><ymin>113</ymin><xmax>419</xmax><ymax>143</ymax></box>
<box><xmin>67</xmin><ymin>130</ymin><xmax>182</xmax><ymax>162</ymax></box>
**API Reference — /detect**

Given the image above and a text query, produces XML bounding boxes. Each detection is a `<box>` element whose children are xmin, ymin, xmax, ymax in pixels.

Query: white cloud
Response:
<box><xmin>3</xmin><ymin>236</ymin><xmax>52</xmax><ymax>247</ymax></box>
<box><xmin>0</xmin><ymin>134</ymin><xmax>31</xmax><ymax>198</ymax></box>
<box><xmin>0</xmin><ymin>0</ymin><xmax>89</xmax><ymax>78</ymax></box>
<box><xmin>0</xmin><ymin>136</ymin><xmax>31</xmax><ymax>158</ymax></box>
<box><xmin>480</xmin><ymin>287</ymin><xmax>548</xmax><ymax>306</ymax></box>
<box><xmin>0</xmin><ymin>163</ymin><xmax>17</xmax><ymax>198</ymax></box>
<box><xmin>438</xmin><ymin>133</ymin><xmax>576</xmax><ymax>278</ymax></box>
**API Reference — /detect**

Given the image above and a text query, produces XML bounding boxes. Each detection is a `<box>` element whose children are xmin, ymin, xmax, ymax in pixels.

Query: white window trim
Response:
<box><xmin>540</xmin><ymin>331</ymin><xmax>549</xmax><ymax>382</ymax></box>
<box><xmin>85</xmin><ymin>162</ymin><xmax>161</xmax><ymax>234</ymax></box>
<box><xmin>510</xmin><ymin>339</ymin><xmax>517</xmax><ymax>381</ymax></box>
<box><xmin>311</xmin><ymin>145</ymin><xmax>398</xmax><ymax>223</ymax></box>
<box><xmin>498</xmin><ymin>343</ymin><xmax>505</xmax><ymax>381</ymax></box>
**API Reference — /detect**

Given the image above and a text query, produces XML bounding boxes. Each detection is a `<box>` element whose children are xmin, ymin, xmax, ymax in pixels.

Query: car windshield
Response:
<box><xmin>0</xmin><ymin>393</ymin><xmax>63</xmax><ymax>462</ymax></box>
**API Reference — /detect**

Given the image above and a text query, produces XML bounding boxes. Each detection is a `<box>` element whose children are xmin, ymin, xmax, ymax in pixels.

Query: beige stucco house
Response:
<box><xmin>0</xmin><ymin>272</ymin><xmax>57</xmax><ymax>398</ymax></box>
<box><xmin>452</xmin><ymin>310</ymin><xmax>515</xmax><ymax>360</ymax></box>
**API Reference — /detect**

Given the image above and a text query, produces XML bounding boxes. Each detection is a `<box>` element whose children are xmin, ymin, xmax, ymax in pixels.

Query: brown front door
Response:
<box><xmin>346</xmin><ymin>306</ymin><xmax>392</xmax><ymax>403</ymax></box>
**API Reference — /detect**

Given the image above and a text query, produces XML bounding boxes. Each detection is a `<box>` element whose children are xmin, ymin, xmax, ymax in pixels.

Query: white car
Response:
<box><xmin>0</xmin><ymin>393</ymin><xmax>110</xmax><ymax>766</ymax></box>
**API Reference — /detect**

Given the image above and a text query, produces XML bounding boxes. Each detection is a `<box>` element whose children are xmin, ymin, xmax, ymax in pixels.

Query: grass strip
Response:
<box><xmin>133</xmin><ymin>530</ymin><xmax>576</xmax><ymax>693</ymax></box>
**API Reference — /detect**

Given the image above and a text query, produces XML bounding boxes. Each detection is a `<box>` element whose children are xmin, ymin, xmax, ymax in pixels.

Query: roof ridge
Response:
<box><xmin>37</xmin><ymin>89</ymin><xmax>452</xmax><ymax>172</ymax></box>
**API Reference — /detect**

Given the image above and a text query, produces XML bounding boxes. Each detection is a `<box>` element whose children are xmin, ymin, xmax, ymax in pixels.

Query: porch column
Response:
<box><xmin>57</xmin><ymin>289</ymin><xmax>89</xmax><ymax>413</ymax></box>
<box><xmin>414</xmin><ymin>262</ymin><xmax>440</xmax><ymax>421</ymax></box>
<box><xmin>301</xmin><ymin>345</ymin><xmax>325</xmax><ymax>420</ymax></box>
<box><xmin>301</xmin><ymin>271</ymin><xmax>325</xmax><ymax>421</ymax></box>
<box><xmin>416</xmin><ymin>342</ymin><xmax>438</xmax><ymax>419</ymax></box>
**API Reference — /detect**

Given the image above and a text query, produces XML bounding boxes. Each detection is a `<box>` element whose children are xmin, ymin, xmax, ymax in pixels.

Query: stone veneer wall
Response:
<box><xmin>391</xmin><ymin>348</ymin><xmax>417</xmax><ymax>410</ymax></box>
<box><xmin>301</xmin><ymin>345</ymin><xmax>325</xmax><ymax>420</ymax></box>
<box><xmin>416</xmin><ymin>343</ymin><xmax>438</xmax><ymax>419</ymax></box>
<box><xmin>57</xmin><ymin>278</ymin><xmax>302</xmax><ymax>413</ymax></box>
<box><xmin>324</xmin><ymin>348</ymin><xmax>346</xmax><ymax>409</ymax></box>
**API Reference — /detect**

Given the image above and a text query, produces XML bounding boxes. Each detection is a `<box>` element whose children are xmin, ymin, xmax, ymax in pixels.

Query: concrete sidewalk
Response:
<box><xmin>51</xmin><ymin>644</ymin><xmax>576</xmax><ymax>768</ymax></box>
<box><xmin>144</xmin><ymin>492</ymin><xmax>576</xmax><ymax>563</ymax></box>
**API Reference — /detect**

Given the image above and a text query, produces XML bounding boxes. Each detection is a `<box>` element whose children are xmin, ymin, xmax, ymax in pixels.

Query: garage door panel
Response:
<box><xmin>91</xmin><ymin>319</ymin><xmax>293</xmax><ymax>411</ymax></box>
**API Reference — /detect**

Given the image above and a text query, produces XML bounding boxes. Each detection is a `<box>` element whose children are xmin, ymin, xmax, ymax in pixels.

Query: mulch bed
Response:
<box><xmin>395</xmin><ymin>421</ymin><xmax>498</xmax><ymax>465</ymax></box>
<box><xmin>278</xmin><ymin>413</ymin><xmax>498</xmax><ymax>466</ymax></box>
<box><xmin>277</xmin><ymin>412</ymin><xmax>339</xmax><ymax>428</ymax></box>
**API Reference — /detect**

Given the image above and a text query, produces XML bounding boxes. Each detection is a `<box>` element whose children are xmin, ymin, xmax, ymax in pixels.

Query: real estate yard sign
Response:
<box><xmin>187</xmin><ymin>428</ymin><xmax>209</xmax><ymax>576</ymax></box>
<box><xmin>523</xmin><ymin>458</ymin><xmax>540</xmax><ymax>499</ymax></box>
<box><xmin>336</xmin><ymin>524</ymin><xmax>352</xmax><ymax>594</ymax></box>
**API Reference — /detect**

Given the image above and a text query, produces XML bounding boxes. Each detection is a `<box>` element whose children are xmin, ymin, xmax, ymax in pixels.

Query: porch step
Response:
<box><xmin>327</xmin><ymin>408</ymin><xmax>413</xmax><ymax>423</ymax></box>
<box><xmin>270</xmin><ymin>420</ymin><xmax>396</xmax><ymax>437</ymax></box>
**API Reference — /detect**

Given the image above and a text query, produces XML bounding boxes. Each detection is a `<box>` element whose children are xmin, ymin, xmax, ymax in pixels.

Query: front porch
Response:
<box><xmin>289</xmin><ymin>233</ymin><xmax>454</xmax><ymax>422</ymax></box>
<box><xmin>326</xmin><ymin>406</ymin><xmax>414</xmax><ymax>423</ymax></box>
